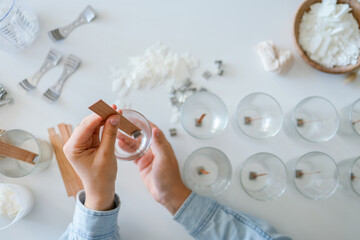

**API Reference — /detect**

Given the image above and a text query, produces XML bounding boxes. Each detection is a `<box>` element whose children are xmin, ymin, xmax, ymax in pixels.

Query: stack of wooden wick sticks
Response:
<box><xmin>48</xmin><ymin>123</ymin><xmax>83</xmax><ymax>198</ymax></box>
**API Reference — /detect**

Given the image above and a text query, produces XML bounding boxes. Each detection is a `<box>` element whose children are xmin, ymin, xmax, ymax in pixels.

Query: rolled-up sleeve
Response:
<box><xmin>173</xmin><ymin>192</ymin><xmax>291</xmax><ymax>240</ymax></box>
<box><xmin>60</xmin><ymin>191</ymin><xmax>121</xmax><ymax>240</ymax></box>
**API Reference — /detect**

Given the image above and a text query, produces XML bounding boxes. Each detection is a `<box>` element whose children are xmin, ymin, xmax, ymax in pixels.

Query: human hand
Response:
<box><xmin>63</xmin><ymin>106</ymin><xmax>120</xmax><ymax>211</ymax></box>
<box><xmin>129</xmin><ymin>124</ymin><xmax>191</xmax><ymax>215</ymax></box>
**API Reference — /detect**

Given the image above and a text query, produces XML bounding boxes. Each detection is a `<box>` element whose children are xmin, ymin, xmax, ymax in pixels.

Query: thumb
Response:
<box><xmin>99</xmin><ymin>115</ymin><xmax>120</xmax><ymax>154</ymax></box>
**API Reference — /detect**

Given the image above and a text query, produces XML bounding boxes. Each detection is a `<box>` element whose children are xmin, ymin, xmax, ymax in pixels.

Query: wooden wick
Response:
<box><xmin>296</xmin><ymin>119</ymin><xmax>321</xmax><ymax>127</ymax></box>
<box><xmin>197</xmin><ymin>114</ymin><xmax>207</xmax><ymax>124</ymax></box>
<box><xmin>244</xmin><ymin>116</ymin><xmax>263</xmax><ymax>125</ymax></box>
<box><xmin>0</xmin><ymin>142</ymin><xmax>37</xmax><ymax>165</ymax></box>
<box><xmin>195</xmin><ymin>114</ymin><xmax>207</xmax><ymax>127</ymax></box>
<box><xmin>197</xmin><ymin>167</ymin><xmax>210</xmax><ymax>175</ymax></box>
<box><xmin>249</xmin><ymin>171</ymin><xmax>268</xmax><ymax>180</ymax></box>
<box><xmin>351</xmin><ymin>173</ymin><xmax>360</xmax><ymax>181</ymax></box>
<box><xmin>48</xmin><ymin>125</ymin><xmax>84</xmax><ymax>198</ymax></box>
<box><xmin>352</xmin><ymin>120</ymin><xmax>360</xmax><ymax>125</ymax></box>
<box><xmin>89</xmin><ymin>100</ymin><xmax>142</xmax><ymax>139</ymax></box>
<box><xmin>296</xmin><ymin>170</ymin><xmax>321</xmax><ymax>178</ymax></box>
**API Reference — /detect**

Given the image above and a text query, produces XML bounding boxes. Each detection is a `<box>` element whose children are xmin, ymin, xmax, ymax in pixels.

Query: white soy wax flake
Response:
<box><xmin>299</xmin><ymin>0</ymin><xmax>360</xmax><ymax>68</ymax></box>
<box><xmin>111</xmin><ymin>42</ymin><xmax>199</xmax><ymax>97</ymax></box>
<box><xmin>0</xmin><ymin>185</ymin><xmax>22</xmax><ymax>219</ymax></box>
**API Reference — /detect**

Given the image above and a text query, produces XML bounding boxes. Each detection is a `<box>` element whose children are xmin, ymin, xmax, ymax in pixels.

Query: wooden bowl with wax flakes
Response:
<box><xmin>294</xmin><ymin>0</ymin><xmax>360</xmax><ymax>74</ymax></box>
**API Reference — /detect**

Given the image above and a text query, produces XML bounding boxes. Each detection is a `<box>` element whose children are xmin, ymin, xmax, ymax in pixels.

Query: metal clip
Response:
<box><xmin>0</xmin><ymin>84</ymin><xmax>14</xmax><ymax>107</ymax></box>
<box><xmin>169</xmin><ymin>128</ymin><xmax>177</xmax><ymax>137</ymax></box>
<box><xmin>214</xmin><ymin>60</ymin><xmax>224</xmax><ymax>76</ymax></box>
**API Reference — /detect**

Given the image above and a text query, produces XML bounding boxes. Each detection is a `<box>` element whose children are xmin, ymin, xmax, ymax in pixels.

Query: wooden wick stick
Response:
<box><xmin>244</xmin><ymin>116</ymin><xmax>263</xmax><ymax>125</ymax></box>
<box><xmin>351</xmin><ymin>173</ymin><xmax>360</xmax><ymax>181</ymax></box>
<box><xmin>197</xmin><ymin>114</ymin><xmax>207</xmax><ymax>124</ymax></box>
<box><xmin>89</xmin><ymin>100</ymin><xmax>142</xmax><ymax>139</ymax></box>
<box><xmin>0</xmin><ymin>142</ymin><xmax>37</xmax><ymax>165</ymax></box>
<box><xmin>352</xmin><ymin>120</ymin><xmax>360</xmax><ymax>125</ymax></box>
<box><xmin>197</xmin><ymin>167</ymin><xmax>210</xmax><ymax>175</ymax></box>
<box><xmin>296</xmin><ymin>170</ymin><xmax>321</xmax><ymax>178</ymax></box>
<box><xmin>296</xmin><ymin>119</ymin><xmax>321</xmax><ymax>127</ymax></box>
<box><xmin>249</xmin><ymin>171</ymin><xmax>268</xmax><ymax>180</ymax></box>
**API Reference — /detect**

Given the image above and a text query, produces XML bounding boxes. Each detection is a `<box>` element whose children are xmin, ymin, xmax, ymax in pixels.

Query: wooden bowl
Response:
<box><xmin>294</xmin><ymin>0</ymin><xmax>360</xmax><ymax>74</ymax></box>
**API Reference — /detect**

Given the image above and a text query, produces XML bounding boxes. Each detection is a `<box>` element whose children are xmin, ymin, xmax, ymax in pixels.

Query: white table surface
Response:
<box><xmin>1</xmin><ymin>0</ymin><xmax>360</xmax><ymax>239</ymax></box>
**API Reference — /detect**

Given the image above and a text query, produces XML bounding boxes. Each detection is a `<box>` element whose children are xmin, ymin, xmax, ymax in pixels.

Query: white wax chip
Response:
<box><xmin>334</xmin><ymin>4</ymin><xmax>350</xmax><ymax>20</ymax></box>
<box><xmin>318</xmin><ymin>37</ymin><xmax>332</xmax><ymax>58</ymax></box>
<box><xmin>317</xmin><ymin>0</ymin><xmax>336</xmax><ymax>17</ymax></box>
<box><xmin>299</xmin><ymin>0</ymin><xmax>360</xmax><ymax>67</ymax></box>
<box><xmin>331</xmin><ymin>26</ymin><xmax>345</xmax><ymax>35</ymax></box>
<box><xmin>0</xmin><ymin>186</ymin><xmax>21</xmax><ymax>219</ymax></box>
<box><xmin>308</xmin><ymin>34</ymin><xmax>323</xmax><ymax>54</ymax></box>
<box><xmin>172</xmin><ymin>59</ymin><xmax>190</xmax><ymax>89</ymax></box>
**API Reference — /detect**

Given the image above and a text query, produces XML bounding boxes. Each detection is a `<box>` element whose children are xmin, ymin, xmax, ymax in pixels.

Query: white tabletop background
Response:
<box><xmin>0</xmin><ymin>0</ymin><xmax>359</xmax><ymax>239</ymax></box>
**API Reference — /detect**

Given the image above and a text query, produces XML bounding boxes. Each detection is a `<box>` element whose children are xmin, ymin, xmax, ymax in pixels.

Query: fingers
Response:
<box><xmin>150</xmin><ymin>127</ymin><xmax>169</xmax><ymax>158</ymax></box>
<box><xmin>134</xmin><ymin>149</ymin><xmax>154</xmax><ymax>171</ymax></box>
<box><xmin>71</xmin><ymin>113</ymin><xmax>104</xmax><ymax>145</ymax></box>
<box><xmin>99</xmin><ymin>114</ymin><xmax>120</xmax><ymax>156</ymax></box>
<box><xmin>116</xmin><ymin>132</ymin><xmax>140</xmax><ymax>153</ymax></box>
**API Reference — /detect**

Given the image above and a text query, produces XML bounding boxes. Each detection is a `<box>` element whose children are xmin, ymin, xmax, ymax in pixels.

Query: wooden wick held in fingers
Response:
<box><xmin>249</xmin><ymin>171</ymin><xmax>268</xmax><ymax>180</ymax></box>
<box><xmin>89</xmin><ymin>100</ymin><xmax>142</xmax><ymax>139</ymax></box>
<box><xmin>295</xmin><ymin>170</ymin><xmax>321</xmax><ymax>178</ymax></box>
<box><xmin>195</xmin><ymin>114</ymin><xmax>207</xmax><ymax>127</ymax></box>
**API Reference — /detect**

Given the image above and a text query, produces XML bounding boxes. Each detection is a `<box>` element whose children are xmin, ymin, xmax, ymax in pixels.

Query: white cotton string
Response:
<box><xmin>256</xmin><ymin>41</ymin><xmax>293</xmax><ymax>75</ymax></box>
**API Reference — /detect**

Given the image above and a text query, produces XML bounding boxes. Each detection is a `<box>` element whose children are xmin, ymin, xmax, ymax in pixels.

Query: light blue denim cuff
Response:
<box><xmin>73</xmin><ymin>190</ymin><xmax>120</xmax><ymax>239</ymax></box>
<box><xmin>173</xmin><ymin>192</ymin><xmax>219</xmax><ymax>236</ymax></box>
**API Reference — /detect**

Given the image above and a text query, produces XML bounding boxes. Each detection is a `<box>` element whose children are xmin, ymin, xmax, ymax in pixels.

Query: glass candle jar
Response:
<box><xmin>240</xmin><ymin>152</ymin><xmax>287</xmax><ymax>201</ymax></box>
<box><xmin>0</xmin><ymin>129</ymin><xmax>52</xmax><ymax>178</ymax></box>
<box><xmin>180</xmin><ymin>91</ymin><xmax>228</xmax><ymax>139</ymax></box>
<box><xmin>183</xmin><ymin>147</ymin><xmax>232</xmax><ymax>196</ymax></box>
<box><xmin>338</xmin><ymin>157</ymin><xmax>360</xmax><ymax>197</ymax></box>
<box><xmin>114</xmin><ymin>109</ymin><xmax>152</xmax><ymax>161</ymax></box>
<box><xmin>338</xmin><ymin>98</ymin><xmax>360</xmax><ymax>138</ymax></box>
<box><xmin>293</xmin><ymin>152</ymin><xmax>339</xmax><ymax>200</ymax></box>
<box><xmin>287</xmin><ymin>96</ymin><xmax>339</xmax><ymax>143</ymax></box>
<box><xmin>0</xmin><ymin>0</ymin><xmax>39</xmax><ymax>52</ymax></box>
<box><xmin>235</xmin><ymin>92</ymin><xmax>283</xmax><ymax>139</ymax></box>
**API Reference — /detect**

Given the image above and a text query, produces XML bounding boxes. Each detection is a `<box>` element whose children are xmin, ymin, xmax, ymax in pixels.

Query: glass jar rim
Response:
<box><xmin>293</xmin><ymin>151</ymin><xmax>339</xmax><ymax>200</ymax></box>
<box><xmin>350</xmin><ymin>98</ymin><xmax>360</xmax><ymax>137</ymax></box>
<box><xmin>235</xmin><ymin>92</ymin><xmax>283</xmax><ymax>139</ymax></box>
<box><xmin>240</xmin><ymin>152</ymin><xmax>287</xmax><ymax>201</ymax></box>
<box><xmin>292</xmin><ymin>96</ymin><xmax>339</xmax><ymax>143</ymax></box>
<box><xmin>0</xmin><ymin>0</ymin><xmax>15</xmax><ymax>22</ymax></box>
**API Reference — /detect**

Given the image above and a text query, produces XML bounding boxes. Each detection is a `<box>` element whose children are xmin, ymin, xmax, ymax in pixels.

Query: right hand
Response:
<box><xmin>119</xmin><ymin>123</ymin><xmax>191</xmax><ymax>215</ymax></box>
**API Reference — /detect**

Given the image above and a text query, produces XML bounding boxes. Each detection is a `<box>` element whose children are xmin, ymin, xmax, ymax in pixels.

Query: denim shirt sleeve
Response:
<box><xmin>59</xmin><ymin>190</ymin><xmax>121</xmax><ymax>240</ymax></box>
<box><xmin>173</xmin><ymin>192</ymin><xmax>292</xmax><ymax>240</ymax></box>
